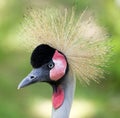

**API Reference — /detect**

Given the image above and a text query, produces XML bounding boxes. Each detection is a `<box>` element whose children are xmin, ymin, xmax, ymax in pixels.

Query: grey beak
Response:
<box><xmin>17</xmin><ymin>68</ymin><xmax>46</xmax><ymax>89</ymax></box>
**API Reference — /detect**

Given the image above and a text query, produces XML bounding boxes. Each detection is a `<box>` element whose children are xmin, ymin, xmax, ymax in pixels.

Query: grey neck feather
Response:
<box><xmin>51</xmin><ymin>72</ymin><xmax>76</xmax><ymax>118</ymax></box>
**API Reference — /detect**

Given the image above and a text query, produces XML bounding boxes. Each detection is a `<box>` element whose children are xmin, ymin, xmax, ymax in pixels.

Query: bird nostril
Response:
<box><xmin>30</xmin><ymin>76</ymin><xmax>35</xmax><ymax>79</ymax></box>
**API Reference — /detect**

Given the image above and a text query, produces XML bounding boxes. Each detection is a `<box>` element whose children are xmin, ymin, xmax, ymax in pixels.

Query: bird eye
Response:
<box><xmin>48</xmin><ymin>62</ymin><xmax>54</xmax><ymax>69</ymax></box>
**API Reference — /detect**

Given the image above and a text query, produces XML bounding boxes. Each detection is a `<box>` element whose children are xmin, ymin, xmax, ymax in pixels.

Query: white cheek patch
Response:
<box><xmin>50</xmin><ymin>50</ymin><xmax>67</xmax><ymax>81</ymax></box>
<box><xmin>54</xmin><ymin>60</ymin><xmax>66</xmax><ymax>71</ymax></box>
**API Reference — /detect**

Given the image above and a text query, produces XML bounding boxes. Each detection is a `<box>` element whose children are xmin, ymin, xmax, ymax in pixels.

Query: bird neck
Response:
<box><xmin>51</xmin><ymin>72</ymin><xmax>76</xmax><ymax>118</ymax></box>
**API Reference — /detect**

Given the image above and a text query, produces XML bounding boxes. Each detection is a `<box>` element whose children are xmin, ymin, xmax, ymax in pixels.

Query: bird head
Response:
<box><xmin>17</xmin><ymin>9</ymin><xmax>110</xmax><ymax>116</ymax></box>
<box><xmin>18</xmin><ymin>44</ymin><xmax>68</xmax><ymax>109</ymax></box>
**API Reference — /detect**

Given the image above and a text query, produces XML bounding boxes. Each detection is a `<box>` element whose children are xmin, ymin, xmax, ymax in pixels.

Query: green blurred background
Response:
<box><xmin>0</xmin><ymin>0</ymin><xmax>120</xmax><ymax>118</ymax></box>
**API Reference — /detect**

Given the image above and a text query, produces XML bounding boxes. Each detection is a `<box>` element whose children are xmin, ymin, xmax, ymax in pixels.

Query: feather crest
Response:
<box><xmin>20</xmin><ymin>8</ymin><xmax>109</xmax><ymax>84</ymax></box>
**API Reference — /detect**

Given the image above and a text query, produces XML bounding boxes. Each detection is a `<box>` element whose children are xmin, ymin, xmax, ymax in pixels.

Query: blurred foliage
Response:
<box><xmin>0</xmin><ymin>0</ymin><xmax>120</xmax><ymax>118</ymax></box>
<box><xmin>0</xmin><ymin>0</ymin><xmax>25</xmax><ymax>40</ymax></box>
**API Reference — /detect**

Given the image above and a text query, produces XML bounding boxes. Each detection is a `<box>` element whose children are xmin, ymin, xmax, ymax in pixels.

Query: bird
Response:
<box><xmin>17</xmin><ymin>8</ymin><xmax>109</xmax><ymax>118</ymax></box>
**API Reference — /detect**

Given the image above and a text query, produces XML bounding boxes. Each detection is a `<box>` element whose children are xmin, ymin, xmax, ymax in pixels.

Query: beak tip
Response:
<box><xmin>17</xmin><ymin>87</ymin><xmax>20</xmax><ymax>90</ymax></box>
<box><xmin>17</xmin><ymin>78</ymin><xmax>28</xmax><ymax>90</ymax></box>
<box><xmin>17</xmin><ymin>83</ymin><xmax>23</xmax><ymax>90</ymax></box>
<box><xmin>17</xmin><ymin>85</ymin><xmax>21</xmax><ymax>90</ymax></box>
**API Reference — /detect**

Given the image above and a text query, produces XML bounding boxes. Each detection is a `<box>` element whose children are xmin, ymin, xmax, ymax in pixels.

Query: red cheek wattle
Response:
<box><xmin>52</xmin><ymin>85</ymin><xmax>64</xmax><ymax>109</ymax></box>
<box><xmin>50</xmin><ymin>50</ymin><xmax>67</xmax><ymax>81</ymax></box>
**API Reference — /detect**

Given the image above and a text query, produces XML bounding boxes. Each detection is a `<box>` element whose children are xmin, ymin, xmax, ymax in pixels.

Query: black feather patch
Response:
<box><xmin>31</xmin><ymin>44</ymin><xmax>55</xmax><ymax>68</ymax></box>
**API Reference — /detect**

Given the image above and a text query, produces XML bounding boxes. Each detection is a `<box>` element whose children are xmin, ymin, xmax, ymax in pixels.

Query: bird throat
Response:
<box><xmin>52</xmin><ymin>85</ymin><xmax>64</xmax><ymax>109</ymax></box>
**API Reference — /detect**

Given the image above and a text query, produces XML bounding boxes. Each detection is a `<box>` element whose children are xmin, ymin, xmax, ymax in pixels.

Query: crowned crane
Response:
<box><xmin>18</xmin><ymin>8</ymin><xmax>109</xmax><ymax>118</ymax></box>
